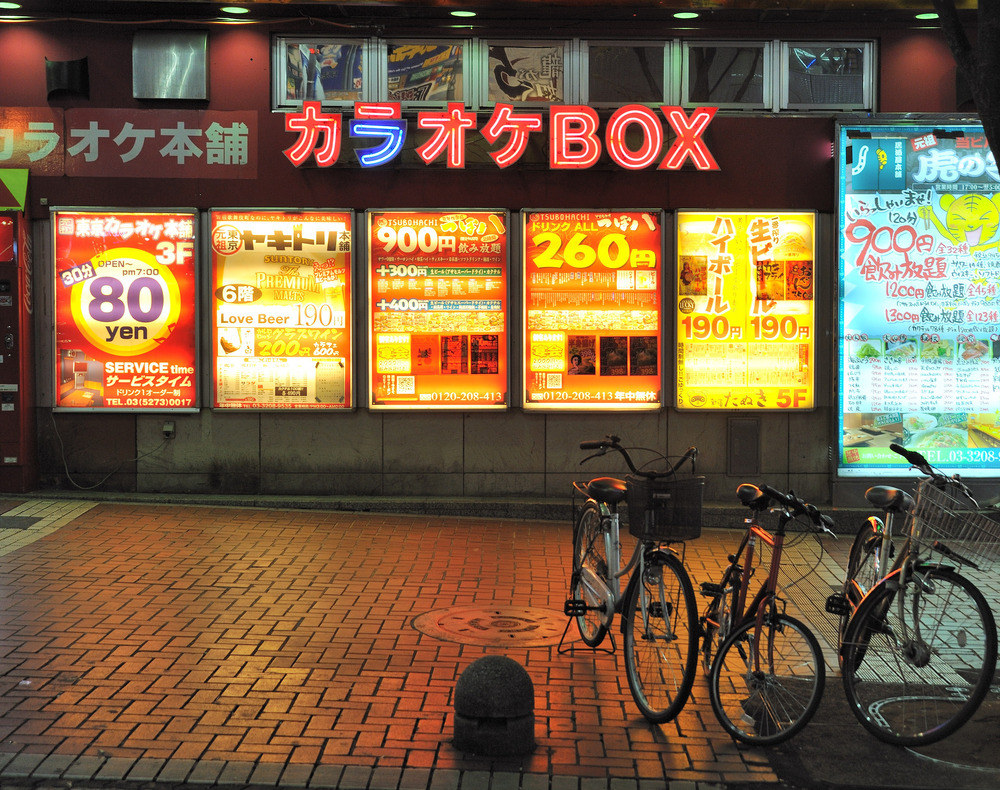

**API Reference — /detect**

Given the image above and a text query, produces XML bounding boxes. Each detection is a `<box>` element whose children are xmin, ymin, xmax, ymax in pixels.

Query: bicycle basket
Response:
<box><xmin>908</xmin><ymin>479</ymin><xmax>1000</xmax><ymax>569</ymax></box>
<box><xmin>626</xmin><ymin>474</ymin><xmax>704</xmax><ymax>542</ymax></box>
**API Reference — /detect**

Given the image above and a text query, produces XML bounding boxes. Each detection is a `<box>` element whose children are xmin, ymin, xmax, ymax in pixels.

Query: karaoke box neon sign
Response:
<box><xmin>283</xmin><ymin>101</ymin><xmax>720</xmax><ymax>171</ymax></box>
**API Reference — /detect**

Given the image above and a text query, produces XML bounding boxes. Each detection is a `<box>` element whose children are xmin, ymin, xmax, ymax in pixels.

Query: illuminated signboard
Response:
<box><xmin>523</xmin><ymin>210</ymin><xmax>662</xmax><ymax>410</ymax></box>
<box><xmin>368</xmin><ymin>210</ymin><xmax>508</xmax><ymax>408</ymax></box>
<box><xmin>284</xmin><ymin>102</ymin><xmax>719</xmax><ymax>171</ymax></box>
<box><xmin>53</xmin><ymin>209</ymin><xmax>197</xmax><ymax>411</ymax></box>
<box><xmin>676</xmin><ymin>211</ymin><xmax>816</xmax><ymax>410</ymax></box>
<box><xmin>837</xmin><ymin>122</ymin><xmax>1000</xmax><ymax>477</ymax></box>
<box><xmin>210</xmin><ymin>210</ymin><xmax>353</xmax><ymax>410</ymax></box>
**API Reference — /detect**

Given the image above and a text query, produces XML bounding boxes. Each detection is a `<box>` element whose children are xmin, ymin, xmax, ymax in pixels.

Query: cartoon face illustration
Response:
<box><xmin>944</xmin><ymin>194</ymin><xmax>1000</xmax><ymax>248</ymax></box>
<box><xmin>921</xmin><ymin>193</ymin><xmax>1000</xmax><ymax>251</ymax></box>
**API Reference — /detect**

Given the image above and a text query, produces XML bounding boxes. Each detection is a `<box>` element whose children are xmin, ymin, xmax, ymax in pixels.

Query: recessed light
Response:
<box><xmin>674</xmin><ymin>12</ymin><xmax>700</xmax><ymax>19</ymax></box>
<box><xmin>220</xmin><ymin>5</ymin><xmax>250</xmax><ymax>14</ymax></box>
<box><xmin>915</xmin><ymin>12</ymin><xmax>939</xmax><ymax>19</ymax></box>
<box><xmin>450</xmin><ymin>10</ymin><xmax>477</xmax><ymax>18</ymax></box>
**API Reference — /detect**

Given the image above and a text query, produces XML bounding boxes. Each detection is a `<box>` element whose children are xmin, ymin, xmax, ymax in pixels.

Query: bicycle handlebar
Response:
<box><xmin>889</xmin><ymin>442</ymin><xmax>933</xmax><ymax>475</ymax></box>
<box><xmin>888</xmin><ymin>442</ymin><xmax>978</xmax><ymax>505</ymax></box>
<box><xmin>579</xmin><ymin>435</ymin><xmax>697</xmax><ymax>477</ymax></box>
<box><xmin>760</xmin><ymin>483</ymin><xmax>837</xmax><ymax>535</ymax></box>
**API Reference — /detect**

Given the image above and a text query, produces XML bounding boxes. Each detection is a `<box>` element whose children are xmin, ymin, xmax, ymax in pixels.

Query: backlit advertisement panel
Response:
<box><xmin>367</xmin><ymin>210</ymin><xmax>508</xmax><ymax>408</ymax></box>
<box><xmin>210</xmin><ymin>210</ymin><xmax>353</xmax><ymax>409</ymax></box>
<box><xmin>676</xmin><ymin>211</ymin><xmax>816</xmax><ymax>410</ymax></box>
<box><xmin>53</xmin><ymin>209</ymin><xmax>197</xmax><ymax>411</ymax></box>
<box><xmin>838</xmin><ymin>122</ymin><xmax>1000</xmax><ymax>476</ymax></box>
<box><xmin>523</xmin><ymin>210</ymin><xmax>662</xmax><ymax>410</ymax></box>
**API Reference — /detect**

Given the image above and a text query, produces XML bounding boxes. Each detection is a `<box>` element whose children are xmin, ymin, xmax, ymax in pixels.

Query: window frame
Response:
<box><xmin>580</xmin><ymin>40</ymin><xmax>674</xmax><ymax>107</ymax></box>
<box><xmin>272</xmin><ymin>34</ymin><xmax>375</xmax><ymax>110</ymax></box>
<box><xmin>376</xmin><ymin>38</ymin><xmax>474</xmax><ymax>108</ymax></box>
<box><xmin>479</xmin><ymin>39</ymin><xmax>579</xmax><ymax>107</ymax></box>
<box><xmin>779</xmin><ymin>40</ymin><xmax>876</xmax><ymax>111</ymax></box>
<box><xmin>680</xmin><ymin>39</ymin><xmax>773</xmax><ymax>111</ymax></box>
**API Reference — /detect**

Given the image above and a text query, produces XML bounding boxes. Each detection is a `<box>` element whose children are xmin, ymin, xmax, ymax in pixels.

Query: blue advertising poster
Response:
<box><xmin>837</xmin><ymin>122</ymin><xmax>1000</xmax><ymax>476</ymax></box>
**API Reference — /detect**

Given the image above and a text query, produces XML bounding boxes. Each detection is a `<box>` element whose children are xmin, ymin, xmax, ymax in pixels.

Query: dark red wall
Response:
<box><xmin>0</xmin><ymin>21</ymin><xmax>962</xmax><ymax>220</ymax></box>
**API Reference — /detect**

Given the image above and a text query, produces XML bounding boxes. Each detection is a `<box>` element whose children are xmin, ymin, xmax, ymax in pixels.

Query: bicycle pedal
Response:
<box><xmin>563</xmin><ymin>599</ymin><xmax>590</xmax><ymax>616</ymax></box>
<box><xmin>825</xmin><ymin>593</ymin><xmax>849</xmax><ymax>616</ymax></box>
<box><xmin>700</xmin><ymin>582</ymin><xmax>724</xmax><ymax>596</ymax></box>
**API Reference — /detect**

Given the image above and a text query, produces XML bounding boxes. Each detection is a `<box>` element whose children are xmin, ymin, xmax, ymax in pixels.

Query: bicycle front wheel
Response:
<box><xmin>708</xmin><ymin>613</ymin><xmax>825</xmax><ymax>745</ymax></box>
<box><xmin>839</xmin><ymin>518</ymin><xmax>889</xmax><ymax>645</ymax></box>
<box><xmin>623</xmin><ymin>551</ymin><xmax>698</xmax><ymax>723</ymax></box>
<box><xmin>572</xmin><ymin>501</ymin><xmax>610</xmax><ymax>647</ymax></box>
<box><xmin>841</xmin><ymin>565</ymin><xmax>997</xmax><ymax>746</ymax></box>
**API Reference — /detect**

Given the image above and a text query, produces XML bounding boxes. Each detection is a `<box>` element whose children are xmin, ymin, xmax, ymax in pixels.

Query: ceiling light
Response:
<box><xmin>915</xmin><ymin>12</ymin><xmax>939</xmax><ymax>19</ymax></box>
<box><xmin>450</xmin><ymin>10</ymin><xmax>477</xmax><ymax>17</ymax></box>
<box><xmin>220</xmin><ymin>5</ymin><xmax>250</xmax><ymax>13</ymax></box>
<box><xmin>673</xmin><ymin>11</ymin><xmax>699</xmax><ymax>19</ymax></box>
<box><xmin>0</xmin><ymin>2</ymin><xmax>23</xmax><ymax>8</ymax></box>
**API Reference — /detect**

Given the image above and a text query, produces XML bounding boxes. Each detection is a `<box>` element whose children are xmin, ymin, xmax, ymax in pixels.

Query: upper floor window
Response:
<box><xmin>271</xmin><ymin>35</ymin><xmax>875</xmax><ymax>114</ymax></box>
<box><xmin>586</xmin><ymin>43</ymin><xmax>666</xmax><ymax>105</ymax></box>
<box><xmin>385</xmin><ymin>41</ymin><xmax>467</xmax><ymax>104</ymax></box>
<box><xmin>274</xmin><ymin>37</ymin><xmax>368</xmax><ymax>109</ymax></box>
<box><xmin>486</xmin><ymin>42</ymin><xmax>569</xmax><ymax>103</ymax></box>
<box><xmin>683</xmin><ymin>42</ymin><xmax>770</xmax><ymax>109</ymax></box>
<box><xmin>782</xmin><ymin>42</ymin><xmax>873</xmax><ymax>110</ymax></box>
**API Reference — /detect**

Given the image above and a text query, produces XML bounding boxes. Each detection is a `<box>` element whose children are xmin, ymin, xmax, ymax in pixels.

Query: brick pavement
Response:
<box><xmin>0</xmin><ymin>498</ymin><xmax>995</xmax><ymax>790</ymax></box>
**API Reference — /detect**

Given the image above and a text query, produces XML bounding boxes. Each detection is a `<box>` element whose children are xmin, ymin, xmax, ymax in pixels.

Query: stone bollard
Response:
<box><xmin>453</xmin><ymin>655</ymin><xmax>535</xmax><ymax>755</ymax></box>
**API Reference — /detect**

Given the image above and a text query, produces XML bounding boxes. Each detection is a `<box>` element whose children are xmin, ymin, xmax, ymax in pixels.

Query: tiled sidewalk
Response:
<box><xmin>0</xmin><ymin>499</ymin><xmax>995</xmax><ymax>790</ymax></box>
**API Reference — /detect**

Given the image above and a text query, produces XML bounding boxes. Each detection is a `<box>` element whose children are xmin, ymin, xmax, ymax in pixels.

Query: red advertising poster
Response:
<box><xmin>523</xmin><ymin>210</ymin><xmax>662</xmax><ymax>409</ymax></box>
<box><xmin>53</xmin><ymin>210</ymin><xmax>197</xmax><ymax>410</ymax></box>
<box><xmin>210</xmin><ymin>210</ymin><xmax>353</xmax><ymax>409</ymax></box>
<box><xmin>367</xmin><ymin>210</ymin><xmax>507</xmax><ymax>408</ymax></box>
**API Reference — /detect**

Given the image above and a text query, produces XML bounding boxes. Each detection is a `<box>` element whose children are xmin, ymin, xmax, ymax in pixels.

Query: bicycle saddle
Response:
<box><xmin>586</xmin><ymin>477</ymin><xmax>628</xmax><ymax>505</ymax></box>
<box><xmin>737</xmin><ymin>483</ymin><xmax>769</xmax><ymax>511</ymax></box>
<box><xmin>865</xmin><ymin>485</ymin><xmax>914</xmax><ymax>514</ymax></box>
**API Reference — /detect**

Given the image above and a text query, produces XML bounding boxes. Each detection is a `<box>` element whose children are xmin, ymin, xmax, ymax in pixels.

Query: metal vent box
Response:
<box><xmin>133</xmin><ymin>30</ymin><xmax>208</xmax><ymax>100</ymax></box>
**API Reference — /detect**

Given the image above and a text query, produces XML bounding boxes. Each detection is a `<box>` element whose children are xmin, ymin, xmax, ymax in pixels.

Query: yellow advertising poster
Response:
<box><xmin>209</xmin><ymin>210</ymin><xmax>353</xmax><ymax>409</ymax></box>
<box><xmin>367</xmin><ymin>210</ymin><xmax>508</xmax><ymax>409</ymax></box>
<box><xmin>522</xmin><ymin>210</ymin><xmax>663</xmax><ymax>410</ymax></box>
<box><xmin>676</xmin><ymin>211</ymin><xmax>815</xmax><ymax>410</ymax></box>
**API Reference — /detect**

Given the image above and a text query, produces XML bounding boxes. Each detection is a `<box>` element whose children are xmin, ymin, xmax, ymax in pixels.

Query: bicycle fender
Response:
<box><xmin>618</xmin><ymin>548</ymin><xmax>674</xmax><ymax>635</ymax></box>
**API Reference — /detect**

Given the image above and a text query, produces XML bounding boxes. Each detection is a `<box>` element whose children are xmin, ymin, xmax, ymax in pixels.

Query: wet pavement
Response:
<box><xmin>0</xmin><ymin>496</ymin><xmax>996</xmax><ymax>790</ymax></box>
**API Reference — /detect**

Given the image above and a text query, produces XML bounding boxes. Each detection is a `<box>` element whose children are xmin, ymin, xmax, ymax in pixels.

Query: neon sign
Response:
<box><xmin>283</xmin><ymin>102</ymin><xmax>719</xmax><ymax>171</ymax></box>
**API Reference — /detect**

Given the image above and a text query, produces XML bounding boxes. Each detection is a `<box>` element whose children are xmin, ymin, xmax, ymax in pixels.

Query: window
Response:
<box><xmin>384</xmin><ymin>41</ymin><xmax>467</xmax><ymax>104</ymax></box>
<box><xmin>273</xmin><ymin>36</ymin><xmax>370</xmax><ymax>109</ymax></box>
<box><xmin>586</xmin><ymin>43</ymin><xmax>666</xmax><ymax>104</ymax></box>
<box><xmin>782</xmin><ymin>42</ymin><xmax>874</xmax><ymax>110</ymax></box>
<box><xmin>271</xmin><ymin>34</ymin><xmax>875</xmax><ymax>114</ymax></box>
<box><xmin>683</xmin><ymin>42</ymin><xmax>770</xmax><ymax>109</ymax></box>
<box><xmin>486</xmin><ymin>42</ymin><xmax>569</xmax><ymax>103</ymax></box>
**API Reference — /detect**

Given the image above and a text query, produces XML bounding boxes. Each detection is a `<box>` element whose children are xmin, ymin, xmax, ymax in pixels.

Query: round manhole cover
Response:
<box><xmin>413</xmin><ymin>606</ymin><xmax>566</xmax><ymax>647</ymax></box>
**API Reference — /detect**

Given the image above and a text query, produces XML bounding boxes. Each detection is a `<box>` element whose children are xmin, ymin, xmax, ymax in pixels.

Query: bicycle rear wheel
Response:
<box><xmin>572</xmin><ymin>501</ymin><xmax>610</xmax><ymax>647</ymax></box>
<box><xmin>623</xmin><ymin>550</ymin><xmax>697</xmax><ymax>723</ymax></box>
<box><xmin>841</xmin><ymin>565</ymin><xmax>997</xmax><ymax>746</ymax></box>
<box><xmin>708</xmin><ymin>612</ymin><xmax>825</xmax><ymax>745</ymax></box>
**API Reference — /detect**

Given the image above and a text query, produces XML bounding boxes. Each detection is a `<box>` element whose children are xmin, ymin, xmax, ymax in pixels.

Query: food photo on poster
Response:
<box><xmin>675</xmin><ymin>210</ymin><xmax>816</xmax><ymax>411</ymax></box>
<box><xmin>367</xmin><ymin>210</ymin><xmax>508</xmax><ymax>409</ymax></box>
<box><xmin>52</xmin><ymin>209</ymin><xmax>198</xmax><ymax>411</ymax></box>
<box><xmin>522</xmin><ymin>210</ymin><xmax>663</xmax><ymax>410</ymax></box>
<box><xmin>210</xmin><ymin>210</ymin><xmax>353</xmax><ymax>410</ymax></box>
<box><xmin>837</xmin><ymin>122</ymin><xmax>1000</xmax><ymax>476</ymax></box>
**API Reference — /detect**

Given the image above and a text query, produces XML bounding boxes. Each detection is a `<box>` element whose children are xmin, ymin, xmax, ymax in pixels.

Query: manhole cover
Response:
<box><xmin>413</xmin><ymin>606</ymin><xmax>567</xmax><ymax>647</ymax></box>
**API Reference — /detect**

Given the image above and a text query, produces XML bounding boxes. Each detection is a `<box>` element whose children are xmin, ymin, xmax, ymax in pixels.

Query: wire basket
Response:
<box><xmin>626</xmin><ymin>474</ymin><xmax>704</xmax><ymax>542</ymax></box>
<box><xmin>908</xmin><ymin>479</ymin><xmax>1000</xmax><ymax>569</ymax></box>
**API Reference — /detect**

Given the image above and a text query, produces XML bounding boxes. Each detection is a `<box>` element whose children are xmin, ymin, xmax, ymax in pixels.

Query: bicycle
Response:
<box><xmin>835</xmin><ymin>442</ymin><xmax>999</xmax><ymax>747</ymax></box>
<box><xmin>699</xmin><ymin>483</ymin><xmax>835</xmax><ymax>745</ymax></box>
<box><xmin>563</xmin><ymin>435</ymin><xmax>703</xmax><ymax>723</ymax></box>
